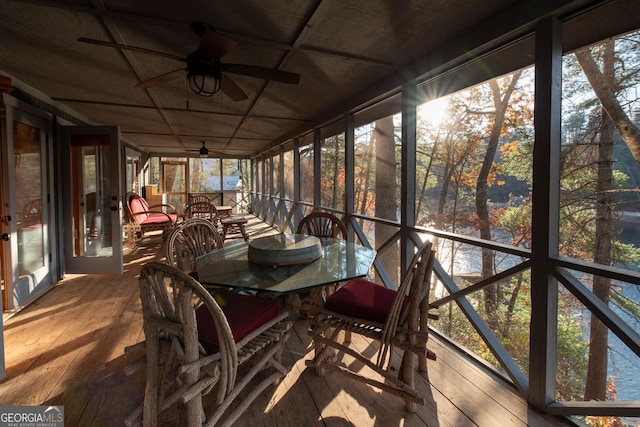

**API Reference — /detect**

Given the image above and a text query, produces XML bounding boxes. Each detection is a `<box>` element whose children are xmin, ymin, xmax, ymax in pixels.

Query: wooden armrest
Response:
<box><xmin>148</xmin><ymin>203</ymin><xmax>177</xmax><ymax>213</ymax></box>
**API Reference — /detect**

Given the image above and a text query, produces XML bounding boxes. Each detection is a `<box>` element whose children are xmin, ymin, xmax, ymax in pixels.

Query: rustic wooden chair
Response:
<box><xmin>306</xmin><ymin>240</ymin><xmax>437</xmax><ymax>412</ymax></box>
<box><xmin>189</xmin><ymin>194</ymin><xmax>211</xmax><ymax>204</ymax></box>
<box><xmin>296</xmin><ymin>211</ymin><xmax>347</xmax><ymax>239</ymax></box>
<box><xmin>166</xmin><ymin>218</ymin><xmax>224</xmax><ymax>274</ymax></box>
<box><xmin>185</xmin><ymin>201</ymin><xmax>217</xmax><ymax>223</ymax></box>
<box><xmin>295</xmin><ymin>211</ymin><xmax>348</xmax><ymax>312</ymax></box>
<box><xmin>124</xmin><ymin>192</ymin><xmax>178</xmax><ymax>241</ymax></box>
<box><xmin>128</xmin><ymin>262</ymin><xmax>292</xmax><ymax>427</ymax></box>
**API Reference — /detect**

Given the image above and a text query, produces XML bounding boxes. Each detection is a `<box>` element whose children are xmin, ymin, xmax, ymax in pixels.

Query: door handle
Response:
<box><xmin>0</xmin><ymin>233</ymin><xmax>9</xmax><ymax>241</ymax></box>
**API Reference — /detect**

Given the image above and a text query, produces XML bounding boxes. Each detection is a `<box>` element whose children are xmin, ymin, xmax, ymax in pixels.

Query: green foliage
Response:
<box><xmin>497</xmin><ymin>202</ymin><xmax>532</xmax><ymax>247</ymax></box>
<box><xmin>499</xmin><ymin>140</ymin><xmax>534</xmax><ymax>185</ymax></box>
<box><xmin>432</xmin><ymin>296</ymin><xmax>500</xmax><ymax>368</ymax></box>
<box><xmin>610</xmin><ymin>287</ymin><xmax>640</xmax><ymax>322</ymax></box>
<box><xmin>556</xmin><ymin>301</ymin><xmax>589</xmax><ymax>400</ymax></box>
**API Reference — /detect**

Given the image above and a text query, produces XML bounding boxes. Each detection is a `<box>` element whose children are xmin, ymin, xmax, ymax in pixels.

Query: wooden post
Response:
<box><xmin>530</xmin><ymin>15</ymin><xmax>561</xmax><ymax>410</ymax></box>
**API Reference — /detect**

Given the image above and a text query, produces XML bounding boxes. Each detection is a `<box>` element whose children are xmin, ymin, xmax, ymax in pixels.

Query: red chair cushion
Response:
<box><xmin>324</xmin><ymin>278</ymin><xmax>399</xmax><ymax>324</ymax></box>
<box><xmin>129</xmin><ymin>196</ymin><xmax>150</xmax><ymax>221</ymax></box>
<box><xmin>196</xmin><ymin>290</ymin><xmax>281</xmax><ymax>354</ymax></box>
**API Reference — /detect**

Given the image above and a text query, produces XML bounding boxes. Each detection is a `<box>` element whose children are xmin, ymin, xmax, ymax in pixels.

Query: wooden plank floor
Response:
<box><xmin>0</xmin><ymin>215</ymin><xmax>576</xmax><ymax>427</ymax></box>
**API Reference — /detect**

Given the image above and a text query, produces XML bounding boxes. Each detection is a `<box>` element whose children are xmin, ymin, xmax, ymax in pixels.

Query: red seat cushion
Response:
<box><xmin>324</xmin><ymin>278</ymin><xmax>400</xmax><ymax>324</ymax></box>
<box><xmin>195</xmin><ymin>290</ymin><xmax>281</xmax><ymax>354</ymax></box>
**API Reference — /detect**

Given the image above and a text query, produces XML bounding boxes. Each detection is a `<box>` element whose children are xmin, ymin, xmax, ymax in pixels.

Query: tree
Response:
<box><xmin>320</xmin><ymin>135</ymin><xmax>345</xmax><ymax>209</ymax></box>
<box><xmin>476</xmin><ymin>71</ymin><xmax>522</xmax><ymax>324</ymax></box>
<box><xmin>576</xmin><ymin>46</ymin><xmax>640</xmax><ymax>165</ymax></box>
<box><xmin>574</xmin><ymin>41</ymin><xmax>618</xmax><ymax>402</ymax></box>
<box><xmin>587</xmin><ymin>112</ymin><xmax>615</xmax><ymax>401</ymax></box>
<box><xmin>374</xmin><ymin>117</ymin><xmax>399</xmax><ymax>283</ymax></box>
<box><xmin>574</xmin><ymin>33</ymin><xmax>640</xmax><ymax>402</ymax></box>
<box><xmin>356</xmin><ymin>126</ymin><xmax>375</xmax><ymax>217</ymax></box>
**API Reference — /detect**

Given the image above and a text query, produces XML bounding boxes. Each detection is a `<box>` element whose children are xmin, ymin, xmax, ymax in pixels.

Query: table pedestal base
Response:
<box><xmin>284</xmin><ymin>286</ymin><xmax>331</xmax><ymax>317</ymax></box>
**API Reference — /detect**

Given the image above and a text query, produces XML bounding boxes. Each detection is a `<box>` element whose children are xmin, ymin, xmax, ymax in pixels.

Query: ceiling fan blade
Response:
<box><xmin>136</xmin><ymin>69</ymin><xmax>184</xmax><ymax>88</ymax></box>
<box><xmin>197</xmin><ymin>29</ymin><xmax>237</xmax><ymax>59</ymax></box>
<box><xmin>222</xmin><ymin>63</ymin><xmax>300</xmax><ymax>84</ymax></box>
<box><xmin>77</xmin><ymin>37</ymin><xmax>186</xmax><ymax>62</ymax></box>
<box><xmin>220</xmin><ymin>74</ymin><xmax>249</xmax><ymax>101</ymax></box>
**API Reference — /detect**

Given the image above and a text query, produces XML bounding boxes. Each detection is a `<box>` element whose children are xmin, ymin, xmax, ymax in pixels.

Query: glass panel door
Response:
<box><xmin>2</xmin><ymin>108</ymin><xmax>52</xmax><ymax>310</ymax></box>
<box><xmin>61</xmin><ymin>126</ymin><xmax>122</xmax><ymax>274</ymax></box>
<box><xmin>14</xmin><ymin>121</ymin><xmax>46</xmax><ymax>277</ymax></box>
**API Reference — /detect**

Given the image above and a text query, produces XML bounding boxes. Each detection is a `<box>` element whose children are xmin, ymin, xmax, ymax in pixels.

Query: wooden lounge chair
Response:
<box><xmin>296</xmin><ymin>211</ymin><xmax>347</xmax><ymax>239</ymax></box>
<box><xmin>166</xmin><ymin>218</ymin><xmax>224</xmax><ymax>274</ymax></box>
<box><xmin>306</xmin><ymin>240</ymin><xmax>437</xmax><ymax>412</ymax></box>
<box><xmin>124</xmin><ymin>192</ymin><xmax>178</xmax><ymax>241</ymax></box>
<box><xmin>128</xmin><ymin>262</ymin><xmax>292</xmax><ymax>427</ymax></box>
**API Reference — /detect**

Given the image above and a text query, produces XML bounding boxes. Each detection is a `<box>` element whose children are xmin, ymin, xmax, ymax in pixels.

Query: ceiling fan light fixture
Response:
<box><xmin>186</xmin><ymin>52</ymin><xmax>222</xmax><ymax>97</ymax></box>
<box><xmin>199</xmin><ymin>141</ymin><xmax>209</xmax><ymax>158</ymax></box>
<box><xmin>188</xmin><ymin>73</ymin><xmax>221</xmax><ymax>97</ymax></box>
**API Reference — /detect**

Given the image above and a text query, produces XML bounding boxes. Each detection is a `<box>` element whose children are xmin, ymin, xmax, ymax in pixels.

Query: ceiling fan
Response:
<box><xmin>185</xmin><ymin>140</ymin><xmax>210</xmax><ymax>157</ymax></box>
<box><xmin>78</xmin><ymin>22</ymin><xmax>300</xmax><ymax>101</ymax></box>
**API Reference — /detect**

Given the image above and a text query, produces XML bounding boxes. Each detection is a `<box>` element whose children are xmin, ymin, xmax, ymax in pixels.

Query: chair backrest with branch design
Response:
<box><xmin>297</xmin><ymin>211</ymin><xmax>347</xmax><ymax>239</ymax></box>
<box><xmin>189</xmin><ymin>194</ymin><xmax>211</xmax><ymax>204</ymax></box>
<box><xmin>166</xmin><ymin>218</ymin><xmax>224</xmax><ymax>273</ymax></box>
<box><xmin>131</xmin><ymin>262</ymin><xmax>292</xmax><ymax>427</ymax></box>
<box><xmin>185</xmin><ymin>201</ymin><xmax>216</xmax><ymax>222</ymax></box>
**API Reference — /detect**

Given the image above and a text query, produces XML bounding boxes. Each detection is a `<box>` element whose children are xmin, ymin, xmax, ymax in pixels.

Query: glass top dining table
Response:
<box><xmin>195</xmin><ymin>234</ymin><xmax>377</xmax><ymax>295</ymax></box>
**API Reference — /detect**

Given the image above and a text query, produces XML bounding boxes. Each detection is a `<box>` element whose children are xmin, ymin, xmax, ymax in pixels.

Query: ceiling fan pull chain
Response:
<box><xmin>185</xmin><ymin>78</ymin><xmax>190</xmax><ymax>110</ymax></box>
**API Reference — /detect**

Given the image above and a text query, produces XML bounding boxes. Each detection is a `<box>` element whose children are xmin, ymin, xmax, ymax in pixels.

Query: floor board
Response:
<box><xmin>0</xmin><ymin>215</ymin><xmax>575</xmax><ymax>427</ymax></box>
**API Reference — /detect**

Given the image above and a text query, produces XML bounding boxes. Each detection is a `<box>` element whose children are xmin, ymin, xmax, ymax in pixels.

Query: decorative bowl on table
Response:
<box><xmin>247</xmin><ymin>234</ymin><xmax>322</xmax><ymax>266</ymax></box>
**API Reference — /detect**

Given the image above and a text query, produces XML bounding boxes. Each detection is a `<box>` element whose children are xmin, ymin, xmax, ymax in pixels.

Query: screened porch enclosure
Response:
<box><xmin>1</xmin><ymin>0</ymin><xmax>640</xmax><ymax>424</ymax></box>
<box><xmin>235</xmin><ymin>18</ymin><xmax>640</xmax><ymax>423</ymax></box>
